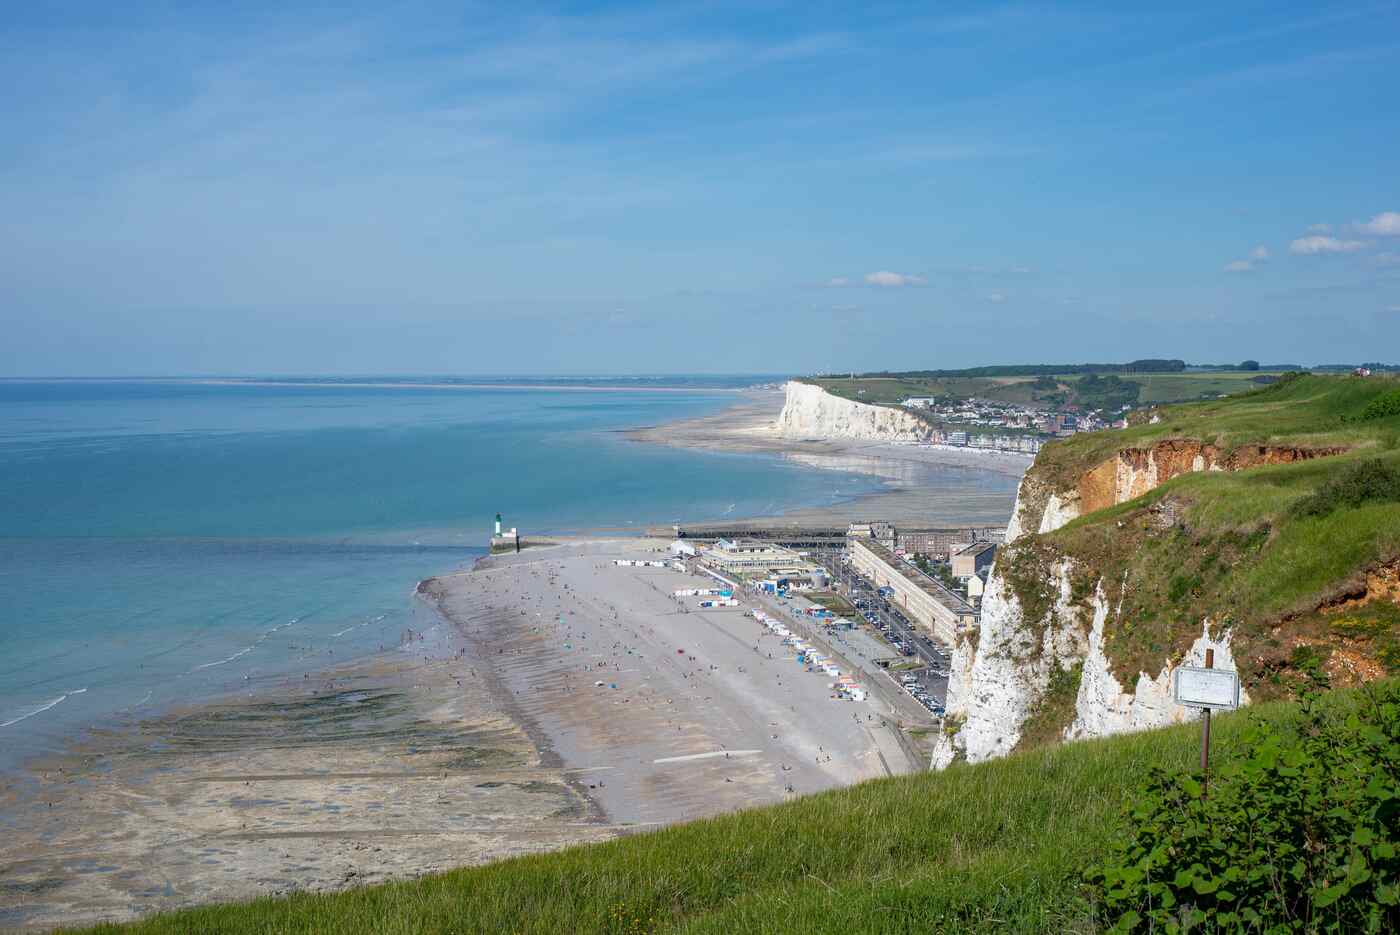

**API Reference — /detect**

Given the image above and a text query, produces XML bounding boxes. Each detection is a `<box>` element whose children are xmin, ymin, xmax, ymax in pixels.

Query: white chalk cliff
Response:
<box><xmin>937</xmin><ymin>558</ymin><xmax>1093</xmax><ymax>766</ymax></box>
<box><xmin>933</xmin><ymin>447</ymin><xmax>1256</xmax><ymax>769</ymax></box>
<box><xmin>774</xmin><ymin>381</ymin><xmax>930</xmax><ymax>441</ymax></box>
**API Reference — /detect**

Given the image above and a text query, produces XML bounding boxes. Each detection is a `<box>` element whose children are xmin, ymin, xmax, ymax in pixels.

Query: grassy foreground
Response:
<box><xmin>70</xmin><ymin>687</ymin><xmax>1387</xmax><ymax>935</ymax></box>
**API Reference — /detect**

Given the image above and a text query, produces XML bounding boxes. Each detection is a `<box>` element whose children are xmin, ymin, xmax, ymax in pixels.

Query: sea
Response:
<box><xmin>0</xmin><ymin>376</ymin><xmax>888</xmax><ymax>770</ymax></box>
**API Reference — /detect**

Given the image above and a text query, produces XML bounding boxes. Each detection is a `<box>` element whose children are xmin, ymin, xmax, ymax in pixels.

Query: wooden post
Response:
<box><xmin>1200</xmin><ymin>647</ymin><xmax>1214</xmax><ymax>800</ymax></box>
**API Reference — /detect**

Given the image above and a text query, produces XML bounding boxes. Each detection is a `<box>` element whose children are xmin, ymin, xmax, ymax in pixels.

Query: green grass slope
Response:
<box><xmin>1007</xmin><ymin>374</ymin><xmax>1400</xmax><ymax>703</ymax></box>
<box><xmin>806</xmin><ymin>369</ymin><xmax>1291</xmax><ymax>411</ymax></box>
<box><xmin>1035</xmin><ymin>372</ymin><xmax>1399</xmax><ymax>489</ymax></box>
<box><xmin>69</xmin><ymin>684</ymin><xmax>1393</xmax><ymax>935</ymax></box>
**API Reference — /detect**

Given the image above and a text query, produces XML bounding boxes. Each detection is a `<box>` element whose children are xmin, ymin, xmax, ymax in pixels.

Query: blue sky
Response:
<box><xmin>2</xmin><ymin>1</ymin><xmax>1398</xmax><ymax>375</ymax></box>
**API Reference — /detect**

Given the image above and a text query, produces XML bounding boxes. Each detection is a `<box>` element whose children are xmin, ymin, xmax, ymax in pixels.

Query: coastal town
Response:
<box><xmin>898</xmin><ymin>393</ymin><xmax>1125</xmax><ymax>454</ymax></box>
<box><xmin>663</xmin><ymin>522</ymin><xmax>1001</xmax><ymax>721</ymax></box>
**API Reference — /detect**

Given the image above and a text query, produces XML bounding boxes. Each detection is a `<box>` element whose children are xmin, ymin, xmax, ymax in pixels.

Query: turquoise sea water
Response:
<box><xmin>0</xmin><ymin>378</ymin><xmax>882</xmax><ymax>768</ymax></box>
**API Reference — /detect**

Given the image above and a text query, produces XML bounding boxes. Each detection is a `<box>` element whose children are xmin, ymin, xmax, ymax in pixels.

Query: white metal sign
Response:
<box><xmin>1173</xmin><ymin>666</ymin><xmax>1240</xmax><ymax>711</ymax></box>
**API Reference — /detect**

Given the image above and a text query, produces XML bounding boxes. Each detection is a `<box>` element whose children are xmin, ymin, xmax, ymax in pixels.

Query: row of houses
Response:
<box><xmin>847</xmin><ymin>538</ymin><xmax>979</xmax><ymax>644</ymax></box>
<box><xmin>901</xmin><ymin>394</ymin><xmax>1125</xmax><ymax>449</ymax></box>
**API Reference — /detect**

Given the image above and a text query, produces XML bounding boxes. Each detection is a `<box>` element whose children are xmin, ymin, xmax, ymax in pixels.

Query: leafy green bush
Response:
<box><xmin>1355</xmin><ymin>389</ymin><xmax>1400</xmax><ymax>423</ymax></box>
<box><xmin>1087</xmin><ymin>684</ymin><xmax>1400</xmax><ymax>933</ymax></box>
<box><xmin>1291</xmin><ymin>458</ymin><xmax>1400</xmax><ymax>518</ymax></box>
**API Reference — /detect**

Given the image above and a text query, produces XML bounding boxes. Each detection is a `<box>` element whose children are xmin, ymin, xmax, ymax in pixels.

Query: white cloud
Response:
<box><xmin>987</xmin><ymin>292</ymin><xmax>1007</xmax><ymax>303</ymax></box>
<box><xmin>1359</xmin><ymin>211</ymin><xmax>1400</xmax><ymax>236</ymax></box>
<box><xmin>825</xmin><ymin>276</ymin><xmax>851</xmax><ymax>287</ymax></box>
<box><xmin>1226</xmin><ymin>244</ymin><xmax>1271</xmax><ymax>272</ymax></box>
<box><xmin>1307</xmin><ymin>222</ymin><xmax>1332</xmax><ymax>233</ymax></box>
<box><xmin>864</xmin><ymin>270</ymin><xmax>926</xmax><ymax>287</ymax></box>
<box><xmin>1389</xmin><ymin>305</ymin><xmax>1400</xmax><ymax>313</ymax></box>
<box><xmin>1289</xmin><ymin>235</ymin><xmax>1367</xmax><ymax>255</ymax></box>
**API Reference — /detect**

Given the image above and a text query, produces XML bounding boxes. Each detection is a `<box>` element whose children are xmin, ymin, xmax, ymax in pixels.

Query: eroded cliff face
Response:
<box><xmin>774</xmin><ymin>381</ymin><xmax>930</xmax><ymax>441</ymax></box>
<box><xmin>1069</xmin><ymin>616</ymin><xmax>1248</xmax><ymax>740</ymax></box>
<box><xmin>1018</xmin><ymin>440</ymin><xmax>1347</xmax><ymax>537</ymax></box>
<box><xmin>934</xmin><ymin>437</ymin><xmax>1335</xmax><ymax>768</ymax></box>
<box><xmin>934</xmin><ymin>553</ymin><xmax>1250</xmax><ymax>767</ymax></box>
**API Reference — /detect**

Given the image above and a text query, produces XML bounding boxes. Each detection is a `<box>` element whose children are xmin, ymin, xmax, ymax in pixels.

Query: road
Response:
<box><xmin>814</xmin><ymin>552</ymin><xmax>954</xmax><ymax>710</ymax></box>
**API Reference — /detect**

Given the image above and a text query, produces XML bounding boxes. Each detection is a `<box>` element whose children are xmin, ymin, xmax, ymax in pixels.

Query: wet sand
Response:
<box><xmin>0</xmin><ymin>539</ymin><xmax>918</xmax><ymax>930</ymax></box>
<box><xmin>0</xmin><ymin>628</ymin><xmax>613</xmax><ymax>931</ymax></box>
<box><xmin>626</xmin><ymin>388</ymin><xmax>1029</xmax><ymax>528</ymax></box>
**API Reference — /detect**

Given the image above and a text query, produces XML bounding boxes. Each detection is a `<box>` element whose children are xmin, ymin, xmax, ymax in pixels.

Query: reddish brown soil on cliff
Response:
<box><xmin>1076</xmin><ymin>441</ymin><xmax>1348</xmax><ymax>515</ymax></box>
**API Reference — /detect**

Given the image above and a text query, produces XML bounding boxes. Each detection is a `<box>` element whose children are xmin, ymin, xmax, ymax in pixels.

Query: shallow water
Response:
<box><xmin>0</xmin><ymin>378</ymin><xmax>882</xmax><ymax>768</ymax></box>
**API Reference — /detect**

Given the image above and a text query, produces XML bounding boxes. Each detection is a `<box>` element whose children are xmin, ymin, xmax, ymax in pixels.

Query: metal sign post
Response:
<box><xmin>1200</xmin><ymin>649</ymin><xmax>1213</xmax><ymax>798</ymax></box>
<box><xmin>1173</xmin><ymin>648</ymin><xmax>1241</xmax><ymax>800</ymax></box>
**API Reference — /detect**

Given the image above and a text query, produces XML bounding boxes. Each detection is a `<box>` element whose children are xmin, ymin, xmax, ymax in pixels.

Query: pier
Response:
<box><xmin>657</xmin><ymin>524</ymin><xmax>849</xmax><ymax>552</ymax></box>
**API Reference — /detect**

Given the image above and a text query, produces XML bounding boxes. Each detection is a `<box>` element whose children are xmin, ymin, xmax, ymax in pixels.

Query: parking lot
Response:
<box><xmin>744</xmin><ymin>579</ymin><xmax>936</xmax><ymax>730</ymax></box>
<box><xmin>814</xmin><ymin>552</ymin><xmax>953</xmax><ymax>716</ymax></box>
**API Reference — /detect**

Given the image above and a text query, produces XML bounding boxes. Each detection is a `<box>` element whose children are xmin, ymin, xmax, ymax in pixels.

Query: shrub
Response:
<box><xmin>1291</xmin><ymin>459</ymin><xmax>1400</xmax><ymax>518</ymax></box>
<box><xmin>1168</xmin><ymin>573</ymin><xmax>1202</xmax><ymax>604</ymax></box>
<box><xmin>1087</xmin><ymin>684</ymin><xmax>1400</xmax><ymax>933</ymax></box>
<box><xmin>1354</xmin><ymin>389</ymin><xmax>1400</xmax><ymax>423</ymax></box>
<box><xmin>1253</xmin><ymin>371</ymin><xmax>1305</xmax><ymax>395</ymax></box>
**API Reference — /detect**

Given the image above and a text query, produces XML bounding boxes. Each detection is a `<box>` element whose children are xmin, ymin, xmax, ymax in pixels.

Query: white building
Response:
<box><xmin>703</xmin><ymin>539</ymin><xmax>806</xmax><ymax>574</ymax></box>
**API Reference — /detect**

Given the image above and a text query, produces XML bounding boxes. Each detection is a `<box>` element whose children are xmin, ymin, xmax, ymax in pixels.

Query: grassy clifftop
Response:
<box><xmin>1033</xmin><ymin>372</ymin><xmax>1399</xmax><ymax>490</ymax></box>
<box><xmin>1007</xmin><ymin>374</ymin><xmax>1400</xmax><ymax>700</ymax></box>
<box><xmin>805</xmin><ymin>369</ymin><xmax>1289</xmax><ymax>410</ymax></box>
<box><xmin>69</xmin><ymin>684</ymin><xmax>1395</xmax><ymax>935</ymax></box>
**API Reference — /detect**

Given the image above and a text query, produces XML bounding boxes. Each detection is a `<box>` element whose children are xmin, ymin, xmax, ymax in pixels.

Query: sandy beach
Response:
<box><xmin>425</xmin><ymin>540</ymin><xmax>924</xmax><ymax>825</ymax></box>
<box><xmin>0</xmin><ymin>539</ymin><xmax>924</xmax><ymax>930</ymax></box>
